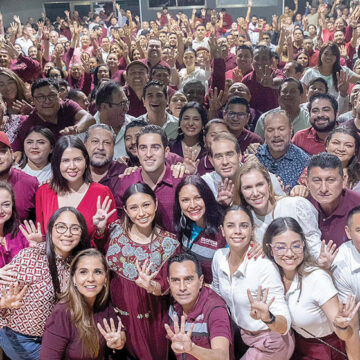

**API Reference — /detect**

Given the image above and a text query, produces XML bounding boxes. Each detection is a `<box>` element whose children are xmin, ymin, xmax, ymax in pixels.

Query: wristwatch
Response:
<box><xmin>262</xmin><ymin>311</ymin><xmax>276</xmax><ymax>324</ymax></box>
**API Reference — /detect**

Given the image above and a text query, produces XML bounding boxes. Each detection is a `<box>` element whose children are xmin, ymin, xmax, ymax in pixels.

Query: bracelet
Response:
<box><xmin>262</xmin><ymin>311</ymin><xmax>276</xmax><ymax>324</ymax></box>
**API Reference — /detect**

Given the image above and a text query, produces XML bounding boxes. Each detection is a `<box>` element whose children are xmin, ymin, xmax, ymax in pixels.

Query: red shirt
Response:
<box><xmin>308</xmin><ymin>50</ymin><xmax>319</xmax><ymax>68</ymax></box>
<box><xmin>12</xmin><ymin>100</ymin><xmax>83</xmax><ymax>152</ymax></box>
<box><xmin>10</xmin><ymin>54</ymin><xmax>41</xmax><ymax>83</ymax></box>
<box><xmin>168</xmin><ymin>286</ymin><xmax>232</xmax><ymax>360</ymax></box>
<box><xmin>292</xmin><ymin>127</ymin><xmax>326</xmax><ymax>155</ymax></box>
<box><xmin>8</xmin><ymin>168</ymin><xmax>38</xmax><ymax>221</ymax></box>
<box><xmin>308</xmin><ymin>189</ymin><xmax>360</xmax><ymax>247</ymax></box>
<box><xmin>36</xmin><ymin>182</ymin><xmax>117</xmax><ymax>243</ymax></box>
<box><xmin>123</xmin><ymin>85</ymin><xmax>147</xmax><ymax>117</ymax></box>
<box><xmin>236</xmin><ymin>128</ymin><xmax>263</xmax><ymax>153</ymax></box>
<box><xmin>242</xmin><ymin>70</ymin><xmax>282</xmax><ymax>113</ymax></box>
<box><xmin>117</xmin><ymin>165</ymin><xmax>183</xmax><ymax>233</ymax></box>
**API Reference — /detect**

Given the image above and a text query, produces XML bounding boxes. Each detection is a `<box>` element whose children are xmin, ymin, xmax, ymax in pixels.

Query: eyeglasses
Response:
<box><xmin>108</xmin><ymin>100</ymin><xmax>130</xmax><ymax>107</ymax></box>
<box><xmin>270</xmin><ymin>242</ymin><xmax>304</xmax><ymax>255</ymax></box>
<box><xmin>54</xmin><ymin>222</ymin><xmax>82</xmax><ymax>235</ymax></box>
<box><xmin>33</xmin><ymin>93</ymin><xmax>58</xmax><ymax>103</ymax></box>
<box><xmin>225</xmin><ymin>111</ymin><xmax>248</xmax><ymax>120</ymax></box>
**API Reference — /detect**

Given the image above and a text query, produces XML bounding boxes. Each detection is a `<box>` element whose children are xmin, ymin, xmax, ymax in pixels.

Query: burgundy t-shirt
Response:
<box><xmin>12</xmin><ymin>99</ymin><xmax>82</xmax><ymax>152</ymax></box>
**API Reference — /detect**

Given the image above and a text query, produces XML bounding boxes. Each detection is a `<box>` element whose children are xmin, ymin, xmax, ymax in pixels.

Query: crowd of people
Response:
<box><xmin>0</xmin><ymin>0</ymin><xmax>359</xmax><ymax>359</ymax></box>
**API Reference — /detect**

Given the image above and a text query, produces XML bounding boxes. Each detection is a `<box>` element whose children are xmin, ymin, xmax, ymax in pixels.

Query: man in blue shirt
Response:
<box><xmin>256</xmin><ymin>109</ymin><xmax>310</xmax><ymax>189</ymax></box>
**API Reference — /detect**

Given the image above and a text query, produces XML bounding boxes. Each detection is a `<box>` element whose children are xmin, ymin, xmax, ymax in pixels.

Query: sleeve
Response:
<box><xmin>209</xmin><ymin>58</ymin><xmax>225</xmax><ymax>92</ymax></box>
<box><xmin>39</xmin><ymin>305</ymin><xmax>71</xmax><ymax>360</ymax></box>
<box><xmin>65</xmin><ymin>99</ymin><xmax>83</xmax><ymax>120</ymax></box>
<box><xmin>269</xmin><ymin>172</ymin><xmax>285</xmax><ymax>196</ymax></box>
<box><xmin>337</xmin><ymin>94</ymin><xmax>350</xmax><ymax>115</ymax></box>
<box><xmin>81</xmin><ymin>72</ymin><xmax>93</xmax><ymax>96</ymax></box>
<box><xmin>294</xmin><ymin>197</ymin><xmax>322</xmax><ymax>259</ymax></box>
<box><xmin>63</xmin><ymin>47</ymin><xmax>74</xmax><ymax>69</ymax></box>
<box><xmin>311</xmin><ymin>270</ymin><xmax>338</xmax><ymax>307</ymax></box>
<box><xmin>260</xmin><ymin>261</ymin><xmax>291</xmax><ymax>333</ymax></box>
<box><xmin>332</xmin><ymin>252</ymin><xmax>353</xmax><ymax>303</ymax></box>
<box><xmin>35</xmin><ymin>186</ymin><xmax>46</xmax><ymax>234</ymax></box>
<box><xmin>210</xmin><ymin>251</ymin><xmax>221</xmax><ymax>295</ymax></box>
<box><xmin>300</xmin><ymin>68</ymin><xmax>313</xmax><ymax>87</ymax></box>
<box><xmin>207</xmin><ymin>306</ymin><xmax>232</xmax><ymax>342</ymax></box>
<box><xmin>13</xmin><ymin>55</ymin><xmax>41</xmax><ymax>82</ymax></box>
<box><xmin>345</xmin><ymin>25</ymin><xmax>353</xmax><ymax>43</ymax></box>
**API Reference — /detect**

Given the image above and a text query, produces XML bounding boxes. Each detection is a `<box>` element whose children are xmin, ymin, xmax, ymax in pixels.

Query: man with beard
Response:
<box><xmin>84</xmin><ymin>124</ymin><xmax>125</xmax><ymax>213</ymax></box>
<box><xmin>0</xmin><ymin>132</ymin><xmax>38</xmax><ymax>221</ymax></box>
<box><xmin>93</xmin><ymin>81</ymin><xmax>135</xmax><ymax>158</ymax></box>
<box><xmin>293</xmin><ymin>94</ymin><xmax>338</xmax><ymax>155</ymax></box>
<box><xmin>256</xmin><ymin>109</ymin><xmax>310</xmax><ymax>189</ymax></box>
<box><xmin>255</xmin><ymin>78</ymin><xmax>309</xmax><ymax>139</ymax></box>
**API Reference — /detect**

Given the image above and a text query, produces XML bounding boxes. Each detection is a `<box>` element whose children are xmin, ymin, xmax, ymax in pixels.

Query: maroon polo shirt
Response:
<box><xmin>197</xmin><ymin>154</ymin><xmax>214</xmax><ymax>176</ymax></box>
<box><xmin>97</xmin><ymin>161</ymin><xmax>127</xmax><ymax>215</ymax></box>
<box><xmin>225</xmin><ymin>54</ymin><xmax>237</xmax><ymax>72</ymax></box>
<box><xmin>8</xmin><ymin>168</ymin><xmax>39</xmax><ymax>221</ymax></box>
<box><xmin>10</xmin><ymin>54</ymin><xmax>41</xmax><ymax>83</ymax></box>
<box><xmin>241</xmin><ymin>70</ymin><xmax>282</xmax><ymax>113</ymax></box>
<box><xmin>308</xmin><ymin>189</ymin><xmax>360</xmax><ymax>247</ymax></box>
<box><xmin>292</xmin><ymin>127</ymin><xmax>326</xmax><ymax>155</ymax></box>
<box><xmin>123</xmin><ymin>85</ymin><xmax>147</xmax><ymax>117</ymax></box>
<box><xmin>168</xmin><ymin>286</ymin><xmax>232</xmax><ymax>360</ymax></box>
<box><xmin>236</xmin><ymin>128</ymin><xmax>263</xmax><ymax>153</ymax></box>
<box><xmin>308</xmin><ymin>50</ymin><xmax>320</xmax><ymax>68</ymax></box>
<box><xmin>11</xmin><ymin>100</ymin><xmax>82</xmax><ymax>152</ymax></box>
<box><xmin>117</xmin><ymin>164</ymin><xmax>183</xmax><ymax>233</ymax></box>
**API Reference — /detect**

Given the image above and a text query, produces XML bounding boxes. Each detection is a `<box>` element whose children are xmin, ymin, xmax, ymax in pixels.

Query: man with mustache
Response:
<box><xmin>292</xmin><ymin>93</ymin><xmax>338</xmax><ymax>155</ymax></box>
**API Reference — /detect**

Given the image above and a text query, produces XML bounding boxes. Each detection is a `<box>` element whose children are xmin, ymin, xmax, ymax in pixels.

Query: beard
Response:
<box><xmin>90</xmin><ymin>156</ymin><xmax>112</xmax><ymax>168</ymax></box>
<box><xmin>311</xmin><ymin>118</ymin><xmax>336</xmax><ymax>133</ymax></box>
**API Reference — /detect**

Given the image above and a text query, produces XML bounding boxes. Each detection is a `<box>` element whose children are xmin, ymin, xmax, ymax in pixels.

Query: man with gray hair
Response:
<box><xmin>256</xmin><ymin>109</ymin><xmax>310</xmax><ymax>189</ymax></box>
<box><xmin>84</xmin><ymin>123</ymin><xmax>126</xmax><ymax>213</ymax></box>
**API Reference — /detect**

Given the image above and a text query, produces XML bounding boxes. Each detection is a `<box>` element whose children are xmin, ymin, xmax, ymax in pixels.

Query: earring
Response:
<box><xmin>180</xmin><ymin>210</ymin><xmax>187</xmax><ymax>229</ymax></box>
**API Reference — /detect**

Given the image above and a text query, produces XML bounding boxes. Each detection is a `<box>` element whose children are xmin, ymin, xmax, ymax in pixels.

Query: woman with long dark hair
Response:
<box><xmin>19</xmin><ymin>126</ymin><xmax>54</xmax><ymax>183</ymax></box>
<box><xmin>169</xmin><ymin>101</ymin><xmax>207</xmax><ymax>160</ymax></box>
<box><xmin>301</xmin><ymin>43</ymin><xmax>360</xmax><ymax>98</ymax></box>
<box><xmin>263</xmin><ymin>217</ymin><xmax>360</xmax><ymax>359</ymax></box>
<box><xmin>0</xmin><ymin>207</ymin><xmax>89</xmax><ymax>360</ymax></box>
<box><xmin>93</xmin><ymin>182</ymin><xmax>179</xmax><ymax>360</ymax></box>
<box><xmin>40</xmin><ymin>249</ymin><xmax>126</xmax><ymax>359</ymax></box>
<box><xmin>36</xmin><ymin>135</ymin><xmax>117</xmax><ymax>240</ymax></box>
<box><xmin>174</xmin><ymin>175</ymin><xmax>225</xmax><ymax>283</ymax></box>
<box><xmin>211</xmin><ymin>206</ymin><xmax>295</xmax><ymax>359</ymax></box>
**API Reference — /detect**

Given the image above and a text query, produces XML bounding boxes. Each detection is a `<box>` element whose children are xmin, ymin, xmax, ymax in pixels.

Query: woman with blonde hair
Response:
<box><xmin>234</xmin><ymin>161</ymin><xmax>325</xmax><ymax>262</ymax></box>
<box><xmin>40</xmin><ymin>248</ymin><xmax>126</xmax><ymax>359</ymax></box>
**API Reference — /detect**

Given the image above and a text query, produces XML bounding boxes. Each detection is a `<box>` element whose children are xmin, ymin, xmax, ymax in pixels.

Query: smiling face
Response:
<box><xmin>345</xmin><ymin>212</ymin><xmax>360</xmax><ymax>253</ymax></box>
<box><xmin>33</xmin><ymin>85</ymin><xmax>61</xmax><ymax>119</ymax></box>
<box><xmin>236</xmin><ymin>49</ymin><xmax>253</xmax><ymax>72</ymax></box>
<box><xmin>224</xmin><ymin>103</ymin><xmax>250</xmax><ymax>135</ymax></box>
<box><xmin>24</xmin><ymin>131</ymin><xmax>52</xmax><ymax>167</ymax></box>
<box><xmin>326</xmin><ymin>132</ymin><xmax>356</xmax><ymax>167</ymax></box>
<box><xmin>125</xmin><ymin>126</ymin><xmax>141</xmax><ymax>158</ymax></box>
<box><xmin>183</xmin><ymin>50</ymin><xmax>196</xmax><ymax>69</ymax></box>
<box><xmin>0</xmin><ymin>74</ymin><xmax>18</xmax><ymax>102</ymax></box>
<box><xmin>147</xmin><ymin>39</ymin><xmax>162</xmax><ymax>62</ymax></box>
<box><xmin>240</xmin><ymin>169</ymin><xmax>271</xmax><ymax>216</ymax></box>
<box><xmin>270</xmin><ymin>229</ymin><xmax>304</xmax><ymax>275</ymax></box>
<box><xmin>310</xmin><ymin>98</ymin><xmax>336</xmax><ymax>133</ymax></box>
<box><xmin>178</xmin><ymin>184</ymin><xmax>205</xmax><ymax>228</ymax></box>
<box><xmin>126</xmin><ymin>64</ymin><xmax>149</xmax><ymax>89</ymax></box>
<box><xmin>125</xmin><ymin>192</ymin><xmax>157</xmax><ymax>231</ymax></box>
<box><xmin>221</xmin><ymin>209</ymin><xmax>252</xmax><ymax>252</ymax></box>
<box><xmin>59</xmin><ymin>147</ymin><xmax>86</xmax><ymax>187</ymax></box>
<box><xmin>51</xmin><ymin>211</ymin><xmax>82</xmax><ymax>258</ymax></box>
<box><xmin>180</xmin><ymin>108</ymin><xmax>203</xmax><ymax>138</ymax></box>
<box><xmin>0</xmin><ymin>188</ymin><xmax>13</xmax><ymax>225</ymax></box>
<box><xmin>168</xmin><ymin>260</ymin><xmax>203</xmax><ymax>313</ymax></box>
<box><xmin>137</xmin><ymin>133</ymin><xmax>166</xmax><ymax>175</ymax></box>
<box><xmin>106</xmin><ymin>53</ymin><xmax>118</xmax><ymax>69</ymax></box>
<box><xmin>85</xmin><ymin>128</ymin><xmax>114</xmax><ymax>168</ymax></box>
<box><xmin>143</xmin><ymin>85</ymin><xmax>167</xmax><ymax>114</ymax></box>
<box><xmin>73</xmin><ymin>255</ymin><xmax>107</xmax><ymax>306</ymax></box>
<box><xmin>321</xmin><ymin>47</ymin><xmax>336</xmax><ymax>67</ymax></box>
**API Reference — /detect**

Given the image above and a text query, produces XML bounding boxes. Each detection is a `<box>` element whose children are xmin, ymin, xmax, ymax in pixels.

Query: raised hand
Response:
<box><xmin>164</xmin><ymin>315</ymin><xmax>194</xmax><ymax>354</ymax></box>
<box><xmin>317</xmin><ymin>240</ymin><xmax>339</xmax><ymax>269</ymax></box>
<box><xmin>3</xmin><ymin>42</ymin><xmax>20</xmax><ymax>59</ymax></box>
<box><xmin>247</xmin><ymin>286</ymin><xmax>275</xmax><ymax>322</ymax></box>
<box><xmin>12</xmin><ymin>99</ymin><xmax>33</xmax><ymax>115</ymax></box>
<box><xmin>208</xmin><ymin>87</ymin><xmax>225</xmax><ymax>113</ymax></box>
<box><xmin>0</xmin><ymin>264</ymin><xmax>16</xmax><ymax>285</ymax></box>
<box><xmin>290</xmin><ymin>185</ymin><xmax>309</xmax><ymax>197</ymax></box>
<box><xmin>0</xmin><ymin>282</ymin><xmax>28</xmax><ymax>309</ymax></box>
<box><xmin>97</xmin><ymin>317</ymin><xmax>125</xmax><ymax>350</ymax></box>
<box><xmin>13</xmin><ymin>15</ymin><xmax>21</xmax><ymax>24</ymax></box>
<box><xmin>337</xmin><ymin>70</ymin><xmax>350</xmax><ymax>97</ymax></box>
<box><xmin>334</xmin><ymin>294</ymin><xmax>360</xmax><ymax>330</ymax></box>
<box><xmin>183</xmin><ymin>147</ymin><xmax>200</xmax><ymax>175</ymax></box>
<box><xmin>135</xmin><ymin>259</ymin><xmax>159</xmax><ymax>291</ymax></box>
<box><xmin>93</xmin><ymin>196</ymin><xmax>116</xmax><ymax>233</ymax></box>
<box><xmin>217</xmin><ymin>178</ymin><xmax>234</xmax><ymax>207</ymax></box>
<box><xmin>171</xmin><ymin>163</ymin><xmax>187</xmax><ymax>179</ymax></box>
<box><xmin>19</xmin><ymin>220</ymin><xmax>43</xmax><ymax>246</ymax></box>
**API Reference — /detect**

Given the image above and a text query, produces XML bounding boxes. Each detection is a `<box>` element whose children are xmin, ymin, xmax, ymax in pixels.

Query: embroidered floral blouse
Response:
<box><xmin>0</xmin><ymin>242</ymin><xmax>71</xmax><ymax>337</ymax></box>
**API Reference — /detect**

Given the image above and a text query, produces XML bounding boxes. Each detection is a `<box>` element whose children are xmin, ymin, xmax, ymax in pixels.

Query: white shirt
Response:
<box><xmin>202</xmin><ymin>170</ymin><xmax>285</xmax><ymax>199</ymax></box>
<box><xmin>211</xmin><ymin>247</ymin><xmax>291</xmax><ymax>333</ymax></box>
<box><xmin>178</xmin><ymin>66</ymin><xmax>211</xmax><ymax>93</ymax></box>
<box><xmin>192</xmin><ymin>37</ymin><xmax>210</xmax><ymax>51</ymax></box>
<box><xmin>78</xmin><ymin>112</ymin><xmax>135</xmax><ymax>159</ymax></box>
<box><xmin>301</xmin><ymin>66</ymin><xmax>356</xmax><ymax>98</ymax></box>
<box><xmin>21</xmin><ymin>163</ymin><xmax>52</xmax><ymax>184</ymax></box>
<box><xmin>252</xmin><ymin>196</ymin><xmax>322</xmax><ymax>259</ymax></box>
<box><xmin>332</xmin><ymin>241</ymin><xmax>360</xmax><ymax>303</ymax></box>
<box><xmin>286</xmin><ymin>268</ymin><xmax>338</xmax><ymax>338</ymax></box>
<box><xmin>136</xmin><ymin>112</ymin><xmax>179</xmax><ymax>141</ymax></box>
<box><xmin>15</xmin><ymin>37</ymin><xmax>34</xmax><ymax>56</ymax></box>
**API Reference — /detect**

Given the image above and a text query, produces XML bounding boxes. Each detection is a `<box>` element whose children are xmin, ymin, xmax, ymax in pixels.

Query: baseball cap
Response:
<box><xmin>0</xmin><ymin>132</ymin><xmax>11</xmax><ymax>148</ymax></box>
<box><xmin>126</xmin><ymin>60</ymin><xmax>149</xmax><ymax>74</ymax></box>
